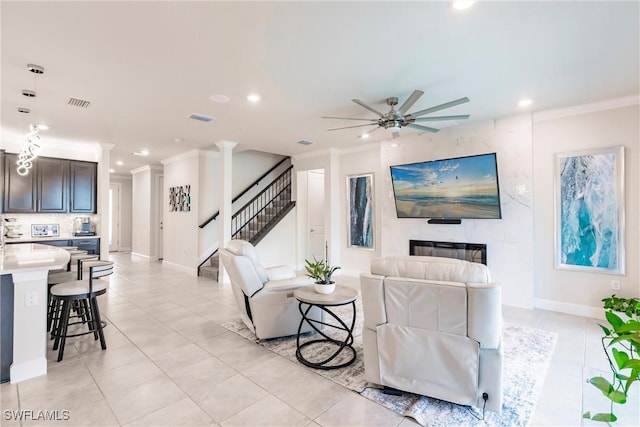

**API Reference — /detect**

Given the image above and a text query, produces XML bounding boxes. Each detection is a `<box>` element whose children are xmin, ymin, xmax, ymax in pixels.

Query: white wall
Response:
<box><xmin>130</xmin><ymin>165</ymin><xmax>162</xmax><ymax>259</ymax></box>
<box><xmin>533</xmin><ymin>101</ymin><xmax>639</xmax><ymax>316</ymax></box>
<box><xmin>109</xmin><ymin>174</ymin><xmax>132</xmax><ymax>251</ymax></box>
<box><xmin>162</xmin><ymin>152</ymin><xmax>200</xmax><ymax>270</ymax></box>
<box><xmin>376</xmin><ymin>114</ymin><xmax>535</xmax><ymax>309</ymax></box>
<box><xmin>161</xmin><ymin>148</ymin><xmax>286</xmax><ymax>273</ymax></box>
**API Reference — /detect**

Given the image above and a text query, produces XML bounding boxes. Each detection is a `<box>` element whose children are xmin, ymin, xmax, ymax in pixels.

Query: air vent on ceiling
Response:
<box><xmin>68</xmin><ymin>97</ymin><xmax>92</xmax><ymax>108</ymax></box>
<box><xmin>189</xmin><ymin>113</ymin><xmax>214</xmax><ymax>122</ymax></box>
<box><xmin>297</xmin><ymin>140</ymin><xmax>314</xmax><ymax>146</ymax></box>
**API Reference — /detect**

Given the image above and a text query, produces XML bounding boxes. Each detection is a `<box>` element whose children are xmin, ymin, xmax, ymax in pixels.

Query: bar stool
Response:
<box><xmin>50</xmin><ymin>260</ymin><xmax>113</xmax><ymax>362</ymax></box>
<box><xmin>47</xmin><ymin>252</ymin><xmax>99</xmax><ymax>331</ymax></box>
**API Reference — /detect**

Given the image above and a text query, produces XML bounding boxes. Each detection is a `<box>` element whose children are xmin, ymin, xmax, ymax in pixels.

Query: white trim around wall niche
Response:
<box><xmin>533</xmin><ymin>95</ymin><xmax>639</xmax><ymax>123</ymax></box>
<box><xmin>161</xmin><ymin>260</ymin><xmax>198</xmax><ymax>276</ymax></box>
<box><xmin>534</xmin><ymin>298</ymin><xmax>605</xmax><ymax>320</ymax></box>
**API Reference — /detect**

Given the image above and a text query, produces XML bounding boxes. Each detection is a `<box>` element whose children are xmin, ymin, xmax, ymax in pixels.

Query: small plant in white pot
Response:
<box><xmin>305</xmin><ymin>257</ymin><xmax>340</xmax><ymax>295</ymax></box>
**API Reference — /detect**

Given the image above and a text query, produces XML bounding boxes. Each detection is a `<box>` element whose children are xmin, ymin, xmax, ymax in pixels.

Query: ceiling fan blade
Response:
<box><xmin>357</xmin><ymin>126</ymin><xmax>382</xmax><ymax>139</ymax></box>
<box><xmin>408</xmin><ymin>97</ymin><xmax>470</xmax><ymax>118</ymax></box>
<box><xmin>407</xmin><ymin>123</ymin><xmax>440</xmax><ymax>133</ymax></box>
<box><xmin>352</xmin><ymin>99</ymin><xmax>385</xmax><ymax>117</ymax></box>
<box><xmin>327</xmin><ymin>123</ymin><xmax>381</xmax><ymax>131</ymax></box>
<box><xmin>413</xmin><ymin>114</ymin><xmax>470</xmax><ymax>122</ymax></box>
<box><xmin>321</xmin><ymin>116</ymin><xmax>378</xmax><ymax>122</ymax></box>
<box><xmin>397</xmin><ymin>90</ymin><xmax>424</xmax><ymax>114</ymax></box>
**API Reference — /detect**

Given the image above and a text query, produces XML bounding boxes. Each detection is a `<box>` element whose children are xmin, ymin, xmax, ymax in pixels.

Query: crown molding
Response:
<box><xmin>130</xmin><ymin>164</ymin><xmax>163</xmax><ymax>175</ymax></box>
<box><xmin>533</xmin><ymin>95</ymin><xmax>639</xmax><ymax>123</ymax></box>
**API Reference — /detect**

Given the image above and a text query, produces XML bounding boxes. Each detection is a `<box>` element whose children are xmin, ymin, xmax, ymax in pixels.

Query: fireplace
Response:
<box><xmin>409</xmin><ymin>240</ymin><xmax>487</xmax><ymax>265</ymax></box>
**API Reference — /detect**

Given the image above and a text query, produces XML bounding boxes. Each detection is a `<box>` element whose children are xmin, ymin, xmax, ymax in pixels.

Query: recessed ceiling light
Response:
<box><xmin>109</xmin><ymin>169</ymin><xmax>115</xmax><ymax>173</ymax></box>
<box><xmin>132</xmin><ymin>150</ymin><xmax>149</xmax><ymax>157</ymax></box>
<box><xmin>391</xmin><ymin>143</ymin><xmax>398</xmax><ymax>147</ymax></box>
<box><xmin>116</xmin><ymin>160</ymin><xmax>123</xmax><ymax>166</ymax></box>
<box><xmin>36</xmin><ymin>124</ymin><xmax>49</xmax><ymax>130</ymax></box>
<box><xmin>361</xmin><ymin>133</ymin><xmax>370</xmax><ymax>139</ymax></box>
<box><xmin>450</xmin><ymin>0</ymin><xmax>477</xmax><ymax>10</ymax></box>
<box><xmin>173</xmin><ymin>138</ymin><xmax>182</xmax><ymax>143</ymax></box>
<box><xmin>247</xmin><ymin>94</ymin><xmax>261</xmax><ymax>103</ymax></box>
<box><xmin>210</xmin><ymin>94</ymin><xmax>230</xmax><ymax>103</ymax></box>
<box><xmin>518</xmin><ymin>98</ymin><xmax>533</xmax><ymax>108</ymax></box>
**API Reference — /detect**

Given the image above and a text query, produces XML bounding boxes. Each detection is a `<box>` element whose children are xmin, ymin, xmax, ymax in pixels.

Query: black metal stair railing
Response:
<box><xmin>197</xmin><ymin>165</ymin><xmax>294</xmax><ymax>276</ymax></box>
<box><xmin>231</xmin><ymin>166</ymin><xmax>292</xmax><ymax>241</ymax></box>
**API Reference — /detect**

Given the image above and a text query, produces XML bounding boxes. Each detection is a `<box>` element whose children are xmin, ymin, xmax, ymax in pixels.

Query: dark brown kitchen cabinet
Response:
<box><xmin>69</xmin><ymin>161</ymin><xmax>97</xmax><ymax>213</ymax></box>
<box><xmin>37</xmin><ymin>157</ymin><xmax>68</xmax><ymax>213</ymax></box>
<box><xmin>2</xmin><ymin>154</ymin><xmax>97</xmax><ymax>214</ymax></box>
<box><xmin>3</xmin><ymin>153</ymin><xmax>36</xmax><ymax>213</ymax></box>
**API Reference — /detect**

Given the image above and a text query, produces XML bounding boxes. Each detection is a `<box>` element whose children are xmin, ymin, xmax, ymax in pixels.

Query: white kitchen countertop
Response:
<box><xmin>4</xmin><ymin>235</ymin><xmax>100</xmax><ymax>243</ymax></box>
<box><xmin>0</xmin><ymin>243</ymin><xmax>70</xmax><ymax>274</ymax></box>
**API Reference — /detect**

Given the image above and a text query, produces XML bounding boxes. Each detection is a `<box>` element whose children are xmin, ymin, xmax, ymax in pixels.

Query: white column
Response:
<box><xmin>215</xmin><ymin>140</ymin><xmax>237</xmax><ymax>284</ymax></box>
<box><xmin>97</xmin><ymin>143</ymin><xmax>114</xmax><ymax>258</ymax></box>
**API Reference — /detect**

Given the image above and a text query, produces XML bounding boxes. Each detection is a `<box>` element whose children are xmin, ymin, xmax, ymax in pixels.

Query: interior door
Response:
<box><xmin>307</xmin><ymin>169</ymin><xmax>325</xmax><ymax>260</ymax></box>
<box><xmin>109</xmin><ymin>183</ymin><xmax>120</xmax><ymax>252</ymax></box>
<box><xmin>157</xmin><ymin>175</ymin><xmax>164</xmax><ymax>260</ymax></box>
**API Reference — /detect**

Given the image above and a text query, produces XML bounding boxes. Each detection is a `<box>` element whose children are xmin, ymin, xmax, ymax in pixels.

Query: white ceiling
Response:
<box><xmin>2</xmin><ymin>1</ymin><xmax>638</xmax><ymax>172</ymax></box>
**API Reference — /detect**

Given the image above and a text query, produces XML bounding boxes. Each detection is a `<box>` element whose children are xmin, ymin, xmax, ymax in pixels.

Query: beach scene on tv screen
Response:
<box><xmin>391</xmin><ymin>153</ymin><xmax>501</xmax><ymax>219</ymax></box>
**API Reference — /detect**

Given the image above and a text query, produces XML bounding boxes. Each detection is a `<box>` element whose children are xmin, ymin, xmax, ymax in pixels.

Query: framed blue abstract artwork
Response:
<box><xmin>554</xmin><ymin>146</ymin><xmax>625</xmax><ymax>275</ymax></box>
<box><xmin>347</xmin><ymin>173</ymin><xmax>374</xmax><ymax>249</ymax></box>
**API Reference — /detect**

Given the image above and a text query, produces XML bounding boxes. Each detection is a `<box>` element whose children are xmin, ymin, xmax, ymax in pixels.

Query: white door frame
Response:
<box><xmin>109</xmin><ymin>182</ymin><xmax>121</xmax><ymax>252</ymax></box>
<box><xmin>155</xmin><ymin>174</ymin><xmax>164</xmax><ymax>260</ymax></box>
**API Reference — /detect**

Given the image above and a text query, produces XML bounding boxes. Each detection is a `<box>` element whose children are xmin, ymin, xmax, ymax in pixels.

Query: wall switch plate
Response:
<box><xmin>25</xmin><ymin>291</ymin><xmax>38</xmax><ymax>307</ymax></box>
<box><xmin>611</xmin><ymin>280</ymin><xmax>621</xmax><ymax>291</ymax></box>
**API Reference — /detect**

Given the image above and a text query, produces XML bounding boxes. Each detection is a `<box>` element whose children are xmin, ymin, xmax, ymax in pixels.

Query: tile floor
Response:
<box><xmin>1</xmin><ymin>253</ymin><xmax>638</xmax><ymax>426</ymax></box>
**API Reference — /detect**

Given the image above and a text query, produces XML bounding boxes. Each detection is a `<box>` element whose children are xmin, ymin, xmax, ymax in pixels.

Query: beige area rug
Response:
<box><xmin>222</xmin><ymin>302</ymin><xmax>557</xmax><ymax>426</ymax></box>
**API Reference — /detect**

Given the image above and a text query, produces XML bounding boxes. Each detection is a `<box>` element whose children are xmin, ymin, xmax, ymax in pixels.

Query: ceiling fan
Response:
<box><xmin>322</xmin><ymin>90</ymin><xmax>470</xmax><ymax>138</ymax></box>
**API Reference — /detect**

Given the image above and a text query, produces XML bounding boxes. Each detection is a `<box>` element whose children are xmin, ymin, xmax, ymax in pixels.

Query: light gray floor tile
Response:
<box><xmin>314</xmin><ymin>392</ymin><xmax>403</xmax><ymax>427</ymax></box>
<box><xmin>191</xmin><ymin>374</ymin><xmax>269</xmax><ymax>423</ymax></box>
<box><xmin>220</xmin><ymin>395</ymin><xmax>309</xmax><ymax>427</ymax></box>
<box><xmin>125</xmin><ymin>397</ymin><xmax>217</xmax><ymax>427</ymax></box>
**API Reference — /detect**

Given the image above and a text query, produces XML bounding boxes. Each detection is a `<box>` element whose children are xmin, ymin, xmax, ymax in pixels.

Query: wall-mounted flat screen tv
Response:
<box><xmin>390</xmin><ymin>152</ymin><xmax>502</xmax><ymax>219</ymax></box>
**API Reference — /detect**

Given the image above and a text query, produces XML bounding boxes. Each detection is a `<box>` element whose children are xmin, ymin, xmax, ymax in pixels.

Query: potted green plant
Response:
<box><xmin>305</xmin><ymin>243</ymin><xmax>340</xmax><ymax>294</ymax></box>
<box><xmin>583</xmin><ymin>294</ymin><xmax>640</xmax><ymax>423</ymax></box>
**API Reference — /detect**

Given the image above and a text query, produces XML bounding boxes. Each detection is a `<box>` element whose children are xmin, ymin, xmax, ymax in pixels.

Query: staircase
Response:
<box><xmin>199</xmin><ymin>164</ymin><xmax>294</xmax><ymax>281</ymax></box>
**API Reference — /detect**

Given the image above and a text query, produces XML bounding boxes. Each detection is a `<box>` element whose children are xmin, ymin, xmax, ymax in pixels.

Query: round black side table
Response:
<box><xmin>294</xmin><ymin>285</ymin><xmax>359</xmax><ymax>370</ymax></box>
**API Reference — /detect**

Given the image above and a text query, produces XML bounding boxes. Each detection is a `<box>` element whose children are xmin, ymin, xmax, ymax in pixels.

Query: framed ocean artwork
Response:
<box><xmin>347</xmin><ymin>173</ymin><xmax>374</xmax><ymax>249</ymax></box>
<box><xmin>554</xmin><ymin>146</ymin><xmax>625</xmax><ymax>275</ymax></box>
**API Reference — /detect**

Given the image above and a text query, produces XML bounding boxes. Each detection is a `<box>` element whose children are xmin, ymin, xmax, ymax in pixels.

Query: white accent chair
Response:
<box><xmin>360</xmin><ymin>255</ymin><xmax>503</xmax><ymax>413</ymax></box>
<box><xmin>219</xmin><ymin>240</ymin><xmax>322</xmax><ymax>340</ymax></box>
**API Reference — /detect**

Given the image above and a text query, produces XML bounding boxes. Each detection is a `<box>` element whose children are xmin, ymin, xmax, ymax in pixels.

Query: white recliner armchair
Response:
<box><xmin>360</xmin><ymin>255</ymin><xmax>503</xmax><ymax>413</ymax></box>
<box><xmin>219</xmin><ymin>240</ymin><xmax>322</xmax><ymax>340</ymax></box>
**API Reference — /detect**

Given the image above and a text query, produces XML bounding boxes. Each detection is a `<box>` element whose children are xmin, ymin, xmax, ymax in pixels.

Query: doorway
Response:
<box><xmin>156</xmin><ymin>175</ymin><xmax>164</xmax><ymax>260</ymax></box>
<box><xmin>108</xmin><ymin>183</ymin><xmax>121</xmax><ymax>252</ymax></box>
<box><xmin>307</xmin><ymin>169</ymin><xmax>325</xmax><ymax>260</ymax></box>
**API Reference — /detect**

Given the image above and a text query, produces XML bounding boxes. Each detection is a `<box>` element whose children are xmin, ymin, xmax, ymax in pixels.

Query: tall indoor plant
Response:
<box><xmin>583</xmin><ymin>295</ymin><xmax>640</xmax><ymax>423</ymax></box>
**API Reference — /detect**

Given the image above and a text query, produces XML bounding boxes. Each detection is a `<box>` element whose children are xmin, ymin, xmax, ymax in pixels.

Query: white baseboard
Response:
<box><xmin>130</xmin><ymin>252</ymin><xmax>152</xmax><ymax>260</ymax></box>
<box><xmin>534</xmin><ymin>298</ymin><xmax>604</xmax><ymax>320</ymax></box>
<box><xmin>118</xmin><ymin>246</ymin><xmax>132</xmax><ymax>252</ymax></box>
<box><xmin>161</xmin><ymin>260</ymin><xmax>197</xmax><ymax>276</ymax></box>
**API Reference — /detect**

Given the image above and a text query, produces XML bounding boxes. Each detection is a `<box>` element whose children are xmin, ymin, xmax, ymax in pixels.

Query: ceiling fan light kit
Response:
<box><xmin>323</xmin><ymin>90</ymin><xmax>470</xmax><ymax>138</ymax></box>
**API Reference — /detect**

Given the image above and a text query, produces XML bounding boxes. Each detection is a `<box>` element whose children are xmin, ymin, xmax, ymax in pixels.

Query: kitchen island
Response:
<box><xmin>0</xmin><ymin>243</ymin><xmax>70</xmax><ymax>383</ymax></box>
